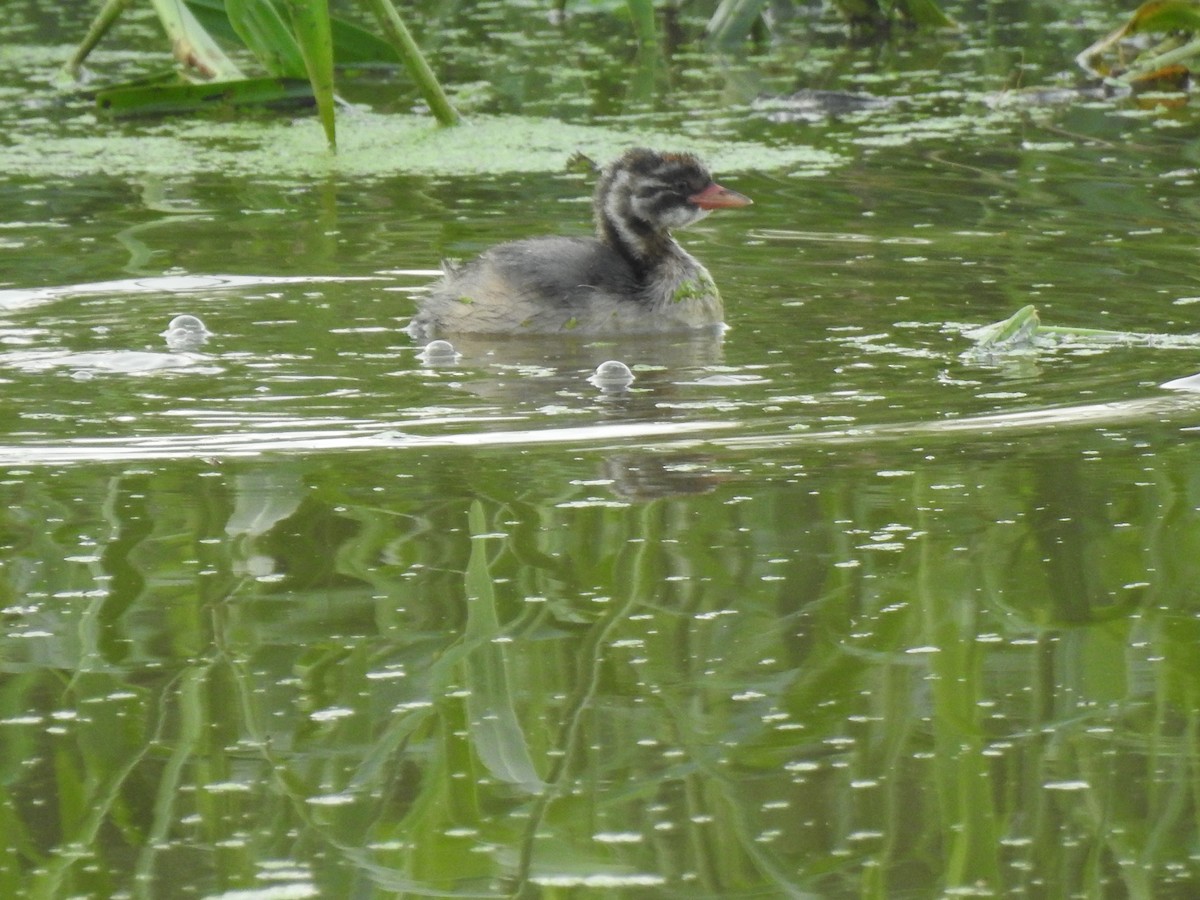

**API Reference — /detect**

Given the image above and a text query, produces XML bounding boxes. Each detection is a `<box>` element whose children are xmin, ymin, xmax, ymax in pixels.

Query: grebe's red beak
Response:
<box><xmin>689</xmin><ymin>181</ymin><xmax>753</xmax><ymax>210</ymax></box>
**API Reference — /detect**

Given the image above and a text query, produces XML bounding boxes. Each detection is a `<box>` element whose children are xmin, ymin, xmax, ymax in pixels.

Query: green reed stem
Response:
<box><xmin>361</xmin><ymin>0</ymin><xmax>460</xmax><ymax>127</ymax></box>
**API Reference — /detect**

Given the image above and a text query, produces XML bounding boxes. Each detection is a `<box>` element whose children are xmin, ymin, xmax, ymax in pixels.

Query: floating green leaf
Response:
<box><xmin>965</xmin><ymin>305</ymin><xmax>1200</xmax><ymax>354</ymax></box>
<box><xmin>95</xmin><ymin>75</ymin><xmax>314</xmax><ymax>117</ymax></box>
<box><xmin>967</xmin><ymin>304</ymin><xmax>1041</xmax><ymax>350</ymax></box>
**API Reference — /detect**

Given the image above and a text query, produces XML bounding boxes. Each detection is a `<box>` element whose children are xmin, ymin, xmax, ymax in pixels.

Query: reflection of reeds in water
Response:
<box><xmin>1</xmin><ymin>447</ymin><xmax>1199</xmax><ymax>896</ymax></box>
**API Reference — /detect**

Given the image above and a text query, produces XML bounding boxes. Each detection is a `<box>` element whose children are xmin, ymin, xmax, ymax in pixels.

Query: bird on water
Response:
<box><xmin>410</xmin><ymin>148</ymin><xmax>752</xmax><ymax>337</ymax></box>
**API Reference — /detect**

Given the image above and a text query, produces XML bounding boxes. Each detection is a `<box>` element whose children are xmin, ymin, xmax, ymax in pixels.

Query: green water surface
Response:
<box><xmin>2</xmin><ymin>1</ymin><xmax>1200</xmax><ymax>897</ymax></box>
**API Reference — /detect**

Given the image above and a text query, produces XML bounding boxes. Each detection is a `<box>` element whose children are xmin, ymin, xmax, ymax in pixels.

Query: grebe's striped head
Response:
<box><xmin>594</xmin><ymin>149</ymin><xmax>751</xmax><ymax>267</ymax></box>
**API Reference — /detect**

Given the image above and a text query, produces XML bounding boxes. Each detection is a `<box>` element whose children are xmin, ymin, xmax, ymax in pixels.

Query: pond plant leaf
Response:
<box><xmin>282</xmin><ymin>0</ymin><xmax>338</xmax><ymax>149</ymax></box>
<box><xmin>1077</xmin><ymin>0</ymin><xmax>1200</xmax><ymax>81</ymax></box>
<box><xmin>361</xmin><ymin>0</ymin><xmax>461</xmax><ymax>126</ymax></box>
<box><xmin>63</xmin><ymin>0</ymin><xmax>140</xmax><ymax>81</ymax></box>
<box><xmin>63</xmin><ymin>0</ymin><xmax>456</xmax><ymax>147</ymax></box>
<box><xmin>96</xmin><ymin>75</ymin><xmax>314</xmax><ymax>117</ymax></box>
<box><xmin>964</xmin><ymin>306</ymin><xmax>1199</xmax><ymax>357</ymax></box>
<box><xmin>707</xmin><ymin>0</ymin><xmax>770</xmax><ymax>47</ymax></box>
<box><xmin>1124</xmin><ymin>0</ymin><xmax>1200</xmax><ymax>34</ymax></box>
<box><xmin>1128</xmin><ymin>62</ymin><xmax>1192</xmax><ymax>105</ymax></box>
<box><xmin>1130</xmin><ymin>61</ymin><xmax>1192</xmax><ymax>88</ymax></box>
<box><xmin>893</xmin><ymin>0</ymin><xmax>958</xmax><ymax>29</ymax></box>
<box><xmin>225</xmin><ymin>0</ymin><xmax>308</xmax><ymax>78</ymax></box>
<box><xmin>967</xmin><ymin>305</ymin><xmax>1041</xmax><ymax>351</ymax></box>
<box><xmin>625</xmin><ymin>0</ymin><xmax>658</xmax><ymax>46</ymax></box>
<box><xmin>322</xmin><ymin>17</ymin><xmax>404</xmax><ymax>66</ymax></box>
<box><xmin>147</xmin><ymin>0</ymin><xmax>246</xmax><ymax>80</ymax></box>
<box><xmin>185</xmin><ymin>0</ymin><xmax>401</xmax><ymax>65</ymax></box>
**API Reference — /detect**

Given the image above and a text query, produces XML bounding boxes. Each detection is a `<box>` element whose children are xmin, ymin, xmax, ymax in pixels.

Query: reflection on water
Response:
<box><xmin>0</xmin><ymin>273</ymin><xmax>388</xmax><ymax>312</ymax></box>
<box><xmin>3</xmin><ymin>0</ymin><xmax>1200</xmax><ymax>896</ymax></box>
<box><xmin>1</xmin><ymin>440</ymin><xmax>1197</xmax><ymax>897</ymax></box>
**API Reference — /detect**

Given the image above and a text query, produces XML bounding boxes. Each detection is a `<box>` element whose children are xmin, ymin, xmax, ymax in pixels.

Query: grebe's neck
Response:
<box><xmin>594</xmin><ymin>165</ymin><xmax>680</xmax><ymax>272</ymax></box>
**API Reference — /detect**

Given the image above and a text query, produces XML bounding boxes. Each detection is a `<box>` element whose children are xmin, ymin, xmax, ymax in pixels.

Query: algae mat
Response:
<box><xmin>6</xmin><ymin>110</ymin><xmax>842</xmax><ymax>179</ymax></box>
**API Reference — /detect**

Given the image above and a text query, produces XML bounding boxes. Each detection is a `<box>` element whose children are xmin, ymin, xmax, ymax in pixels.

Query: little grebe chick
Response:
<box><xmin>410</xmin><ymin>148</ymin><xmax>752</xmax><ymax>337</ymax></box>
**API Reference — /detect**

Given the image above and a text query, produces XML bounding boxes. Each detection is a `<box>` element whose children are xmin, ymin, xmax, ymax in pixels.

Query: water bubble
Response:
<box><xmin>589</xmin><ymin>360</ymin><xmax>634</xmax><ymax>390</ymax></box>
<box><xmin>162</xmin><ymin>314</ymin><xmax>211</xmax><ymax>351</ymax></box>
<box><xmin>418</xmin><ymin>339</ymin><xmax>460</xmax><ymax>365</ymax></box>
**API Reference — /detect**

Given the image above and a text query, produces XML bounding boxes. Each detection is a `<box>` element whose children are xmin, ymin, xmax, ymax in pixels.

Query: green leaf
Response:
<box><xmin>893</xmin><ymin>0</ymin><xmax>958</xmax><ymax>29</ymax></box>
<box><xmin>625</xmin><ymin>0</ymin><xmax>657</xmax><ymax>45</ymax></box>
<box><xmin>1078</xmin><ymin>1</ymin><xmax>1200</xmax><ymax>77</ymax></box>
<box><xmin>147</xmin><ymin>0</ymin><xmax>245</xmax><ymax>80</ymax></box>
<box><xmin>95</xmin><ymin>76</ymin><xmax>314</xmax><ymax>117</ymax></box>
<box><xmin>225</xmin><ymin>0</ymin><xmax>307</xmax><ymax>77</ymax></box>
<box><xmin>325</xmin><ymin>21</ymin><xmax>402</xmax><ymax>66</ymax></box>
<box><xmin>967</xmin><ymin>305</ymin><xmax>1040</xmax><ymax>350</ymax></box>
<box><xmin>282</xmin><ymin>0</ymin><xmax>338</xmax><ymax>149</ymax></box>
<box><xmin>707</xmin><ymin>0</ymin><xmax>769</xmax><ymax>47</ymax></box>
<box><xmin>1125</xmin><ymin>0</ymin><xmax>1200</xmax><ymax>35</ymax></box>
<box><xmin>185</xmin><ymin>0</ymin><xmax>402</xmax><ymax>65</ymax></box>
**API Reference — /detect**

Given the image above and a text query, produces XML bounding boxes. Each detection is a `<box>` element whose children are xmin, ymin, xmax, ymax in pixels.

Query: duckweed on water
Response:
<box><xmin>4</xmin><ymin>111</ymin><xmax>843</xmax><ymax>179</ymax></box>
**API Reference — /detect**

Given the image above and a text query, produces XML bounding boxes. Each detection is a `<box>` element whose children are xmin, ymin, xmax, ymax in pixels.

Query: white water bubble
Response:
<box><xmin>162</xmin><ymin>314</ymin><xmax>211</xmax><ymax>351</ymax></box>
<box><xmin>417</xmin><ymin>339</ymin><xmax>460</xmax><ymax>365</ymax></box>
<box><xmin>589</xmin><ymin>359</ymin><xmax>634</xmax><ymax>390</ymax></box>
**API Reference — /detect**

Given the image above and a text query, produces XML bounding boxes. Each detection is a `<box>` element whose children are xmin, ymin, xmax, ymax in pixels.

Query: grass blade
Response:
<box><xmin>282</xmin><ymin>0</ymin><xmax>338</xmax><ymax>148</ymax></box>
<box><xmin>707</xmin><ymin>0</ymin><xmax>768</xmax><ymax>46</ymax></box>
